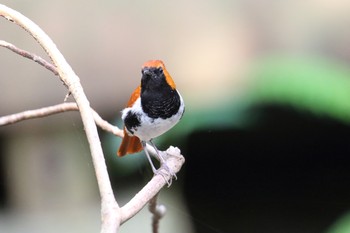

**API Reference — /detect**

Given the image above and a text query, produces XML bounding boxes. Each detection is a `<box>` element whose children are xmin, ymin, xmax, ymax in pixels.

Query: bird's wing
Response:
<box><xmin>117</xmin><ymin>85</ymin><xmax>143</xmax><ymax>156</ymax></box>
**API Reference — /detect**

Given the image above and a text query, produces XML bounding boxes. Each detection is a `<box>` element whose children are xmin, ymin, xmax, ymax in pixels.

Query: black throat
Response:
<box><xmin>141</xmin><ymin>80</ymin><xmax>181</xmax><ymax>119</ymax></box>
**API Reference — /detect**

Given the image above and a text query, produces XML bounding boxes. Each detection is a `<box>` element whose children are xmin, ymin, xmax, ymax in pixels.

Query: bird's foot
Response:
<box><xmin>153</xmin><ymin>160</ymin><xmax>177</xmax><ymax>187</ymax></box>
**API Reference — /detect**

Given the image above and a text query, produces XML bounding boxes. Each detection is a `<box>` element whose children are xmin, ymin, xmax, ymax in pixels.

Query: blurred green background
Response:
<box><xmin>1</xmin><ymin>0</ymin><xmax>350</xmax><ymax>232</ymax></box>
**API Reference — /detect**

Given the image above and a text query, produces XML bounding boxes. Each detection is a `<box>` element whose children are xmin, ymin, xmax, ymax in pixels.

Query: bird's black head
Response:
<box><xmin>140</xmin><ymin>60</ymin><xmax>176</xmax><ymax>94</ymax></box>
<box><xmin>140</xmin><ymin>60</ymin><xmax>181</xmax><ymax>119</ymax></box>
<box><xmin>141</xmin><ymin>66</ymin><xmax>168</xmax><ymax>92</ymax></box>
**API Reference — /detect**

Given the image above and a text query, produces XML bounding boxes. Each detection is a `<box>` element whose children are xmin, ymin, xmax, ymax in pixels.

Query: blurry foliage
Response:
<box><xmin>168</xmin><ymin>56</ymin><xmax>350</xmax><ymax>140</ymax></box>
<box><xmin>250</xmin><ymin>56</ymin><xmax>350</xmax><ymax>123</ymax></box>
<box><xmin>328</xmin><ymin>212</ymin><xmax>350</xmax><ymax>233</ymax></box>
<box><xmin>178</xmin><ymin>56</ymin><xmax>350</xmax><ymax>133</ymax></box>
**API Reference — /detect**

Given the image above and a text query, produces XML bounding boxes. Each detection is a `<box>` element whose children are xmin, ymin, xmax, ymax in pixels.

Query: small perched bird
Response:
<box><xmin>117</xmin><ymin>60</ymin><xmax>185</xmax><ymax>181</ymax></box>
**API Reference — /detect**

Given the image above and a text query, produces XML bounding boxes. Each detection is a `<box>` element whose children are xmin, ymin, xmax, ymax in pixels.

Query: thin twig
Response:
<box><xmin>0</xmin><ymin>40</ymin><xmax>59</xmax><ymax>75</ymax></box>
<box><xmin>149</xmin><ymin>195</ymin><xmax>160</xmax><ymax>233</ymax></box>
<box><xmin>0</xmin><ymin>102</ymin><xmax>124</xmax><ymax>137</ymax></box>
<box><xmin>149</xmin><ymin>193</ymin><xmax>166</xmax><ymax>233</ymax></box>
<box><xmin>0</xmin><ymin>39</ymin><xmax>69</xmax><ymax>93</ymax></box>
<box><xmin>0</xmin><ymin>103</ymin><xmax>77</xmax><ymax>125</ymax></box>
<box><xmin>92</xmin><ymin>108</ymin><xmax>124</xmax><ymax>137</ymax></box>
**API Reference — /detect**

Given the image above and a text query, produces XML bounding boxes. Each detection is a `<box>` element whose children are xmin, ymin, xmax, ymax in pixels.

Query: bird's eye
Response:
<box><xmin>155</xmin><ymin>67</ymin><xmax>163</xmax><ymax>75</ymax></box>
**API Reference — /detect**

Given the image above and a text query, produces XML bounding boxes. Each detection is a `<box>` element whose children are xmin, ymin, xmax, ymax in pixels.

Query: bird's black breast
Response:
<box><xmin>141</xmin><ymin>89</ymin><xmax>181</xmax><ymax>119</ymax></box>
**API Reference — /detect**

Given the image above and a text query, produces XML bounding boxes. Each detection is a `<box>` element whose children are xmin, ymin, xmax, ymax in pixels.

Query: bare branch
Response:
<box><xmin>0</xmin><ymin>40</ymin><xmax>59</xmax><ymax>75</ymax></box>
<box><xmin>0</xmin><ymin>40</ymin><xmax>69</xmax><ymax>94</ymax></box>
<box><xmin>0</xmin><ymin>4</ymin><xmax>120</xmax><ymax>232</ymax></box>
<box><xmin>92</xmin><ymin>108</ymin><xmax>124</xmax><ymax>138</ymax></box>
<box><xmin>0</xmin><ymin>103</ymin><xmax>124</xmax><ymax>137</ymax></box>
<box><xmin>0</xmin><ymin>103</ymin><xmax>77</xmax><ymax>125</ymax></box>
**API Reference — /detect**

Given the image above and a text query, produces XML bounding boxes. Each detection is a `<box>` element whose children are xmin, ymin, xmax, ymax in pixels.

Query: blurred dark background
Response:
<box><xmin>1</xmin><ymin>0</ymin><xmax>350</xmax><ymax>232</ymax></box>
<box><xmin>184</xmin><ymin>105</ymin><xmax>350</xmax><ymax>233</ymax></box>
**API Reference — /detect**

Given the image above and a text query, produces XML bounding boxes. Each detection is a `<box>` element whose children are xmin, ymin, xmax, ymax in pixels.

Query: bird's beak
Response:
<box><xmin>142</xmin><ymin>67</ymin><xmax>151</xmax><ymax>76</ymax></box>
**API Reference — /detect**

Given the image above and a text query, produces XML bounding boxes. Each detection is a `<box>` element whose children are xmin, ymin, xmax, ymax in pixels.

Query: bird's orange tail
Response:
<box><xmin>117</xmin><ymin>129</ymin><xmax>143</xmax><ymax>156</ymax></box>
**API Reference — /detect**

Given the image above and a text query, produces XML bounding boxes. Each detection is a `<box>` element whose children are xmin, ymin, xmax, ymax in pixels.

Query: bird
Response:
<box><xmin>117</xmin><ymin>60</ymin><xmax>185</xmax><ymax>183</ymax></box>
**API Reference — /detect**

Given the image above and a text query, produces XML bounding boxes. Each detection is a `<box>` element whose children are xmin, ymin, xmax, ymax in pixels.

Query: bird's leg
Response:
<box><xmin>141</xmin><ymin>140</ymin><xmax>176</xmax><ymax>187</ymax></box>
<box><xmin>149</xmin><ymin>140</ymin><xmax>177</xmax><ymax>181</ymax></box>
<box><xmin>141</xmin><ymin>141</ymin><xmax>158</xmax><ymax>174</ymax></box>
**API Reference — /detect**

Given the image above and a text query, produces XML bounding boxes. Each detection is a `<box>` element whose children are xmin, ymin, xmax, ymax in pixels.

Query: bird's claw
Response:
<box><xmin>154</xmin><ymin>163</ymin><xmax>177</xmax><ymax>187</ymax></box>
